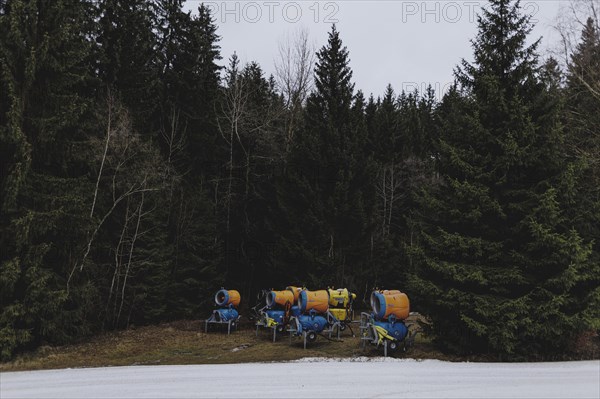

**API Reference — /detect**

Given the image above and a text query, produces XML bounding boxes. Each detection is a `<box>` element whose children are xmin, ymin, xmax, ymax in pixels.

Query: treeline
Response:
<box><xmin>0</xmin><ymin>0</ymin><xmax>598</xmax><ymax>360</ymax></box>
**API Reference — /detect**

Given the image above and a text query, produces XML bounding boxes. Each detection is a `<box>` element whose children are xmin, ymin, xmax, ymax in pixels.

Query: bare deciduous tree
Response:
<box><xmin>275</xmin><ymin>28</ymin><xmax>316</xmax><ymax>154</ymax></box>
<box><xmin>554</xmin><ymin>0</ymin><xmax>600</xmax><ymax>100</ymax></box>
<box><xmin>68</xmin><ymin>94</ymin><xmax>166</xmax><ymax>293</ymax></box>
<box><xmin>376</xmin><ymin>163</ymin><xmax>404</xmax><ymax>238</ymax></box>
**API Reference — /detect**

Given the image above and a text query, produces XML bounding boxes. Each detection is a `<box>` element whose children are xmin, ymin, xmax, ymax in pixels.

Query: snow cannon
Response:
<box><xmin>291</xmin><ymin>290</ymin><xmax>348</xmax><ymax>348</ymax></box>
<box><xmin>370</xmin><ymin>290</ymin><xmax>409</xmax><ymax>321</ymax></box>
<box><xmin>215</xmin><ymin>289</ymin><xmax>241</xmax><ymax>308</ymax></box>
<box><xmin>255</xmin><ymin>286</ymin><xmax>302</xmax><ymax>341</ymax></box>
<box><xmin>266</xmin><ymin>289</ymin><xmax>295</xmax><ymax>309</ymax></box>
<box><xmin>205</xmin><ymin>288</ymin><xmax>241</xmax><ymax>335</ymax></box>
<box><xmin>213</xmin><ymin>306</ymin><xmax>239</xmax><ymax>322</ymax></box>
<box><xmin>294</xmin><ymin>310</ymin><xmax>329</xmax><ymax>343</ymax></box>
<box><xmin>360</xmin><ymin>290</ymin><xmax>416</xmax><ymax>356</ymax></box>
<box><xmin>298</xmin><ymin>290</ymin><xmax>329</xmax><ymax>314</ymax></box>
<box><xmin>327</xmin><ymin>288</ymin><xmax>357</xmax><ymax>324</ymax></box>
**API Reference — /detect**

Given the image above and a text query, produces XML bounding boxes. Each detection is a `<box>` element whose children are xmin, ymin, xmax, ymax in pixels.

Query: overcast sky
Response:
<box><xmin>184</xmin><ymin>1</ymin><xmax>566</xmax><ymax>98</ymax></box>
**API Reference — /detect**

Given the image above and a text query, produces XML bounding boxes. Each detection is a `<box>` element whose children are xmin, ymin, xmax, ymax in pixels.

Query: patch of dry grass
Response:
<box><xmin>0</xmin><ymin>320</ymin><xmax>442</xmax><ymax>372</ymax></box>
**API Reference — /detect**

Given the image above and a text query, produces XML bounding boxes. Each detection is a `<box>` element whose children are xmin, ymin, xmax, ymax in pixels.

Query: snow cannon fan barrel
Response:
<box><xmin>371</xmin><ymin>290</ymin><xmax>410</xmax><ymax>320</ymax></box>
<box><xmin>298</xmin><ymin>290</ymin><xmax>329</xmax><ymax>314</ymax></box>
<box><xmin>215</xmin><ymin>289</ymin><xmax>241</xmax><ymax>308</ymax></box>
<box><xmin>266</xmin><ymin>290</ymin><xmax>295</xmax><ymax>308</ymax></box>
<box><xmin>370</xmin><ymin>290</ymin><xmax>401</xmax><ymax>313</ymax></box>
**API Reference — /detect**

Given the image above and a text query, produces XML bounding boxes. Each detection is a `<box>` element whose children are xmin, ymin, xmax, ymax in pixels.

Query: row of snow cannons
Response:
<box><xmin>255</xmin><ymin>287</ymin><xmax>357</xmax><ymax>348</ymax></box>
<box><xmin>205</xmin><ymin>287</ymin><xmax>416</xmax><ymax>356</ymax></box>
<box><xmin>204</xmin><ymin>288</ymin><xmax>241</xmax><ymax>335</ymax></box>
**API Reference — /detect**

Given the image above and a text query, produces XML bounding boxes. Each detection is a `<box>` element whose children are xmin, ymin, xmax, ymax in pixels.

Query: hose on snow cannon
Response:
<box><xmin>370</xmin><ymin>290</ymin><xmax>410</xmax><ymax>321</ymax></box>
<box><xmin>373</xmin><ymin>315</ymin><xmax>408</xmax><ymax>342</ymax></box>
<box><xmin>215</xmin><ymin>289</ymin><xmax>241</xmax><ymax>308</ymax></box>
<box><xmin>298</xmin><ymin>289</ymin><xmax>329</xmax><ymax>314</ymax></box>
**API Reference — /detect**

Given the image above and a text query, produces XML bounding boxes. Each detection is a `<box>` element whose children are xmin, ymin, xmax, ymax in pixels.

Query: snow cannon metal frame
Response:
<box><xmin>254</xmin><ymin>286</ymin><xmax>302</xmax><ymax>342</ymax></box>
<box><xmin>205</xmin><ymin>288</ymin><xmax>241</xmax><ymax>335</ymax></box>
<box><xmin>360</xmin><ymin>289</ymin><xmax>419</xmax><ymax>356</ymax></box>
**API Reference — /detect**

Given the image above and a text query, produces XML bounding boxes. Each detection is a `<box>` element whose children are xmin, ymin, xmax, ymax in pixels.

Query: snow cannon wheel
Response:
<box><xmin>307</xmin><ymin>331</ymin><xmax>318</xmax><ymax>342</ymax></box>
<box><xmin>339</xmin><ymin>323</ymin><xmax>347</xmax><ymax>331</ymax></box>
<box><xmin>276</xmin><ymin>324</ymin><xmax>285</xmax><ymax>333</ymax></box>
<box><xmin>388</xmin><ymin>340</ymin><xmax>399</xmax><ymax>352</ymax></box>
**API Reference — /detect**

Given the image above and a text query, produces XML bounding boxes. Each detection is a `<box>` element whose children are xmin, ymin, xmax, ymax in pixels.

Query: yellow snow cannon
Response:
<box><xmin>327</xmin><ymin>288</ymin><xmax>357</xmax><ymax>322</ymax></box>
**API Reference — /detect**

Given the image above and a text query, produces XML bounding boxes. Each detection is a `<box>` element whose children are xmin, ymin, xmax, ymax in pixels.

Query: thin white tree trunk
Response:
<box><xmin>117</xmin><ymin>190</ymin><xmax>145</xmax><ymax>326</ymax></box>
<box><xmin>106</xmin><ymin>199</ymin><xmax>130</xmax><ymax>320</ymax></box>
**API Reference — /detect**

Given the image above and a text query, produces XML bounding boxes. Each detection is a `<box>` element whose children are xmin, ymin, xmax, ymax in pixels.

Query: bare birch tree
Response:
<box><xmin>554</xmin><ymin>0</ymin><xmax>600</xmax><ymax>100</ymax></box>
<box><xmin>275</xmin><ymin>28</ymin><xmax>316</xmax><ymax>154</ymax></box>
<box><xmin>68</xmin><ymin>94</ymin><xmax>166</xmax><ymax>293</ymax></box>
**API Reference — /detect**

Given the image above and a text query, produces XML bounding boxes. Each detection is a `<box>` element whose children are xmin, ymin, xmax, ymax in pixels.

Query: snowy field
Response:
<box><xmin>2</xmin><ymin>358</ymin><xmax>599</xmax><ymax>398</ymax></box>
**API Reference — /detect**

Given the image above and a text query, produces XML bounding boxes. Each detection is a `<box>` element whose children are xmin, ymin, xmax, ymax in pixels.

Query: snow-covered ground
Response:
<box><xmin>2</xmin><ymin>358</ymin><xmax>599</xmax><ymax>398</ymax></box>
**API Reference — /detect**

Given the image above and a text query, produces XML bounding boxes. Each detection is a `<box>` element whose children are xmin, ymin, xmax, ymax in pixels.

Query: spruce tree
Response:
<box><xmin>564</xmin><ymin>17</ymin><xmax>600</xmax><ymax>334</ymax></box>
<box><xmin>152</xmin><ymin>2</ymin><xmax>224</xmax><ymax>318</ymax></box>
<box><xmin>97</xmin><ymin>0</ymin><xmax>159</xmax><ymax>133</ymax></box>
<box><xmin>412</xmin><ymin>0</ymin><xmax>594</xmax><ymax>357</ymax></box>
<box><xmin>282</xmin><ymin>25</ymin><xmax>375</xmax><ymax>289</ymax></box>
<box><xmin>0</xmin><ymin>0</ymin><xmax>99</xmax><ymax>359</ymax></box>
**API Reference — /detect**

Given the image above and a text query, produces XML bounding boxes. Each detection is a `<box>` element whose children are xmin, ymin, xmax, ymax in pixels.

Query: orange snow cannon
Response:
<box><xmin>298</xmin><ymin>289</ymin><xmax>329</xmax><ymax>314</ymax></box>
<box><xmin>215</xmin><ymin>289</ymin><xmax>241</xmax><ymax>308</ymax></box>
<box><xmin>371</xmin><ymin>290</ymin><xmax>410</xmax><ymax>320</ymax></box>
<box><xmin>266</xmin><ymin>290</ymin><xmax>295</xmax><ymax>308</ymax></box>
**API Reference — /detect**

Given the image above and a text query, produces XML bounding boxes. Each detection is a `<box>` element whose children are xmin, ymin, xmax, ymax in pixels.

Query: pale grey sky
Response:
<box><xmin>184</xmin><ymin>1</ymin><xmax>566</xmax><ymax>98</ymax></box>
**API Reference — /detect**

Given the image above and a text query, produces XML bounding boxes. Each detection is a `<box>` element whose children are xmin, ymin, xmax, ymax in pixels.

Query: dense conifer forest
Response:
<box><xmin>1</xmin><ymin>0</ymin><xmax>598</xmax><ymax>360</ymax></box>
